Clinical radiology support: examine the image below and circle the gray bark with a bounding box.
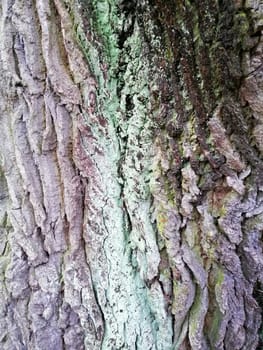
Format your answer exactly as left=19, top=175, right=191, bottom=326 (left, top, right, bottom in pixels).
left=0, top=0, right=262, bottom=349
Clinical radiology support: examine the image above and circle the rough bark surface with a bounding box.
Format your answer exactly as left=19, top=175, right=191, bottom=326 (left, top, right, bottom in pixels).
left=0, top=0, right=262, bottom=349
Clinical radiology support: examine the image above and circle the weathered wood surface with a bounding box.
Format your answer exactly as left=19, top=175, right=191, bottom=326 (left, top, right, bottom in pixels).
left=0, top=0, right=262, bottom=349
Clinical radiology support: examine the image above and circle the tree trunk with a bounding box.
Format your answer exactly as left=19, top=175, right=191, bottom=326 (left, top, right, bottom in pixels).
left=0, top=0, right=262, bottom=349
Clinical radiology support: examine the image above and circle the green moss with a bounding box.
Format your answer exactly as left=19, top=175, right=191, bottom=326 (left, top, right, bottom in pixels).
left=218, top=205, right=227, bottom=217
left=157, top=209, right=168, bottom=237
left=233, top=11, right=250, bottom=48
left=0, top=212, right=8, bottom=228
left=216, top=268, right=225, bottom=286
left=209, top=307, right=224, bottom=344
left=189, top=286, right=203, bottom=333
left=164, top=179, right=176, bottom=205
left=207, top=268, right=225, bottom=344
left=165, top=46, right=173, bottom=62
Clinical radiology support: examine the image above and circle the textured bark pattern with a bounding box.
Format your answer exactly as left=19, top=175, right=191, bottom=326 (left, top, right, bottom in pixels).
left=0, top=0, right=262, bottom=349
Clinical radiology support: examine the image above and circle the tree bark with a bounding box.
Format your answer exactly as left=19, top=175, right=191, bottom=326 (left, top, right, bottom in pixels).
left=0, top=0, right=262, bottom=349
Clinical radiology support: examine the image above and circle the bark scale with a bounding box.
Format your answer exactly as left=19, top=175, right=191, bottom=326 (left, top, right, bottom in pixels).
left=0, top=0, right=262, bottom=349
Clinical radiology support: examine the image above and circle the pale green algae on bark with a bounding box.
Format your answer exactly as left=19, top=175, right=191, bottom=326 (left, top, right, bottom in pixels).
left=72, top=1, right=174, bottom=348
